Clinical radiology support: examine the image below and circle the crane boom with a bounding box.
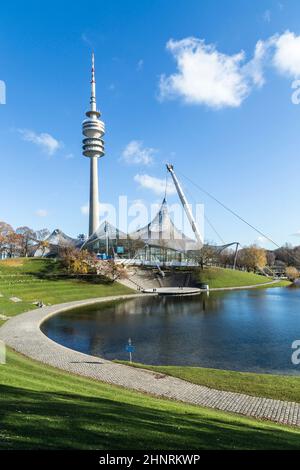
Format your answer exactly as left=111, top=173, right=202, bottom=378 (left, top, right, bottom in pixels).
left=166, top=164, right=203, bottom=247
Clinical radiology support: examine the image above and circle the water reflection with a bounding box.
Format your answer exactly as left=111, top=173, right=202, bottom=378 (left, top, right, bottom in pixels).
left=41, top=288, right=300, bottom=375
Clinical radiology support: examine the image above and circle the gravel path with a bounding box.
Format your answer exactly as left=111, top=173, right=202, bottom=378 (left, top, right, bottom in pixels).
left=0, top=294, right=299, bottom=427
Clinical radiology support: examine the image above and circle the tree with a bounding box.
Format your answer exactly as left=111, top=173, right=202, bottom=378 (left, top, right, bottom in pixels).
left=60, top=247, right=128, bottom=281
left=5, top=232, right=23, bottom=257
left=237, top=245, right=267, bottom=271
left=219, top=247, right=236, bottom=267
left=37, top=240, right=50, bottom=257
left=285, top=266, right=299, bottom=281
left=0, top=221, right=14, bottom=256
left=266, top=251, right=276, bottom=267
left=0, top=221, right=13, bottom=236
left=274, top=244, right=300, bottom=267
left=16, top=226, right=36, bottom=257
left=0, top=234, right=7, bottom=256
left=60, top=247, right=97, bottom=274
left=195, top=244, right=218, bottom=269
left=77, top=234, right=87, bottom=242
left=96, top=259, right=128, bottom=281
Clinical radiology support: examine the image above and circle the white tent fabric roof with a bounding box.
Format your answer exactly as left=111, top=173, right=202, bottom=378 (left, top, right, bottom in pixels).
left=129, top=198, right=200, bottom=252
left=83, top=221, right=128, bottom=247
left=34, top=229, right=81, bottom=257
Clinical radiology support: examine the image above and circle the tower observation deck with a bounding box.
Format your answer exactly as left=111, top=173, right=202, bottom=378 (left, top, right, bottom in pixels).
left=82, top=53, right=105, bottom=236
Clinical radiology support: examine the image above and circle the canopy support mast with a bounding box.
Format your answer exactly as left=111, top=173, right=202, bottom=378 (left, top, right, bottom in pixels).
left=166, top=164, right=203, bottom=247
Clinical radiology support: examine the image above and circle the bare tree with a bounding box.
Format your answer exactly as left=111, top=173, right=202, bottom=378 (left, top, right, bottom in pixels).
left=0, top=221, right=13, bottom=236
left=195, top=244, right=218, bottom=269
left=16, top=226, right=36, bottom=257
left=5, top=232, right=23, bottom=257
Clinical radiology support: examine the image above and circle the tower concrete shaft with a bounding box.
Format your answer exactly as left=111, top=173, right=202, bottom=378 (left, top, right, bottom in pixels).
left=82, top=53, right=105, bottom=236
left=89, top=157, right=99, bottom=236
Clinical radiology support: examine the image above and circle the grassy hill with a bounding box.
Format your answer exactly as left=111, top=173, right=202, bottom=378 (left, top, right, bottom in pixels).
left=197, top=266, right=289, bottom=288
left=0, top=258, right=132, bottom=321
left=1, top=349, right=300, bottom=450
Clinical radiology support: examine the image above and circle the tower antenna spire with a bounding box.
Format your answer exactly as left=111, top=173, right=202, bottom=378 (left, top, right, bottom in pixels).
left=90, top=52, right=96, bottom=112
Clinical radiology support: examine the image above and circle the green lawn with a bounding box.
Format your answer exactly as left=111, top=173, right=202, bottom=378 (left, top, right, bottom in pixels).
left=117, top=362, right=300, bottom=404
left=197, top=267, right=289, bottom=288
left=0, top=258, right=132, bottom=322
left=1, top=349, right=300, bottom=450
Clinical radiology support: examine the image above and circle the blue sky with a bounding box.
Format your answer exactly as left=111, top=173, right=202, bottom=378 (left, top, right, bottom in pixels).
left=0, top=0, right=300, bottom=247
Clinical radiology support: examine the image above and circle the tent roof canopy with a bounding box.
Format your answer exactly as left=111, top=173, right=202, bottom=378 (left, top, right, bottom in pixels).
left=83, top=221, right=128, bottom=247
left=129, top=198, right=201, bottom=252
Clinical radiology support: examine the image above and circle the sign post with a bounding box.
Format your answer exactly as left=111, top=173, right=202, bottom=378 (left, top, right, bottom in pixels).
left=125, top=338, right=135, bottom=363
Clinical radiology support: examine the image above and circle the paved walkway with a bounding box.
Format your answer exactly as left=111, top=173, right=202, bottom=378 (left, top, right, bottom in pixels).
left=0, top=294, right=299, bottom=427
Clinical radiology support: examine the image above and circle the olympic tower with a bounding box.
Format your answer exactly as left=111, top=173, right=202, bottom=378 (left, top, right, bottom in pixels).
left=82, top=53, right=105, bottom=236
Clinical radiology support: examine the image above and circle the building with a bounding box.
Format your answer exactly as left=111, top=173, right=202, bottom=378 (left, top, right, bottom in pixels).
left=33, top=229, right=82, bottom=257
left=84, top=199, right=202, bottom=265
left=129, top=198, right=200, bottom=264
left=82, top=221, right=131, bottom=259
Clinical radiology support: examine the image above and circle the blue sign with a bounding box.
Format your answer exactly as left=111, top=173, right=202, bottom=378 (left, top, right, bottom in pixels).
left=125, top=344, right=135, bottom=353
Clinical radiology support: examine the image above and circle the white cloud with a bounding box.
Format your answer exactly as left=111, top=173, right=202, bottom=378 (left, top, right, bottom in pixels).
left=245, top=31, right=300, bottom=84
left=134, top=174, right=176, bottom=195
left=272, top=31, right=300, bottom=77
left=121, top=140, right=156, bottom=166
left=159, top=31, right=300, bottom=109
left=159, top=37, right=251, bottom=108
left=18, top=129, right=61, bottom=156
left=35, top=209, right=48, bottom=217
left=291, top=230, right=300, bottom=238
left=244, top=39, right=269, bottom=87
left=254, top=236, right=268, bottom=246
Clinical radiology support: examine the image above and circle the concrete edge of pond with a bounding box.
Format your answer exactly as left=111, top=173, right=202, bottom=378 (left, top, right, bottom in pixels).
left=209, top=280, right=284, bottom=291
left=0, top=294, right=300, bottom=428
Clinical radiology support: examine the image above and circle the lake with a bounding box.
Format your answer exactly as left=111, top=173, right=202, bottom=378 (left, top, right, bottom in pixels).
left=41, top=287, right=300, bottom=375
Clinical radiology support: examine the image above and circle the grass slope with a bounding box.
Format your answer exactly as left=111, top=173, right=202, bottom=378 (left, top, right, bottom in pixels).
left=0, top=258, right=132, bottom=322
left=118, top=363, right=300, bottom=404
left=197, top=267, right=289, bottom=288
left=1, top=349, right=300, bottom=450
